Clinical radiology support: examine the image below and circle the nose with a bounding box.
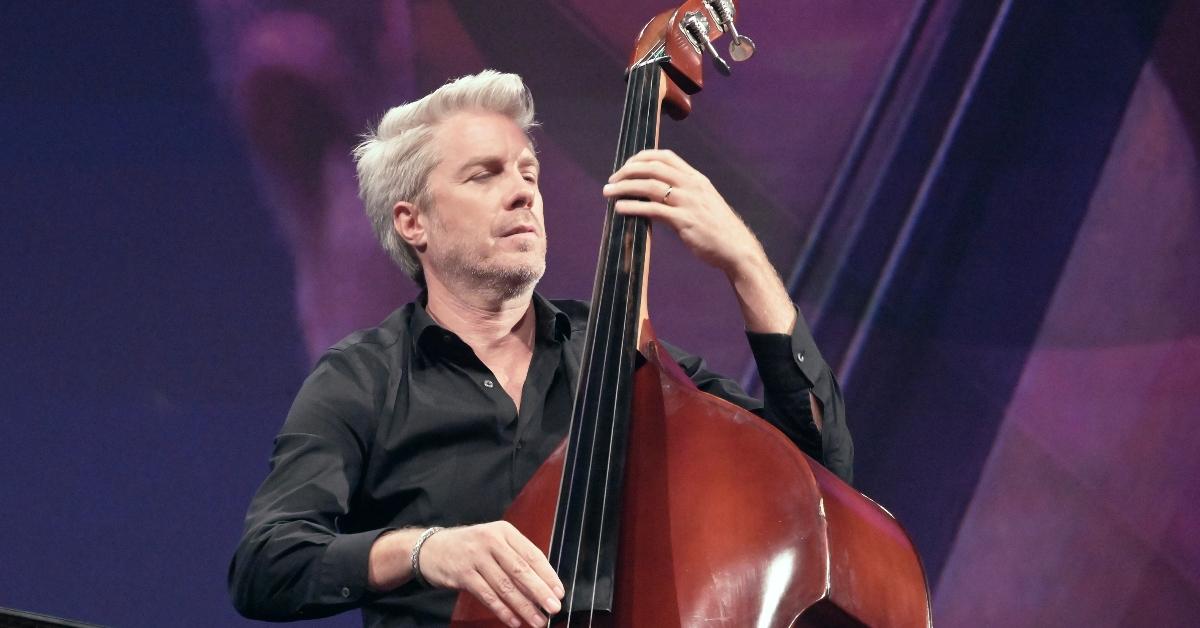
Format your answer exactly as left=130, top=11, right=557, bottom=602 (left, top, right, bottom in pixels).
left=506, top=170, right=536, bottom=211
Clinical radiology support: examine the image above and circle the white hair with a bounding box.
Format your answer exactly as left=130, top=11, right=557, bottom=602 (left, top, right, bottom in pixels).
left=352, top=70, right=537, bottom=284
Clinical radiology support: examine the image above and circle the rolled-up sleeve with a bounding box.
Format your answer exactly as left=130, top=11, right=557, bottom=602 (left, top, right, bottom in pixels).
left=228, top=348, right=391, bottom=620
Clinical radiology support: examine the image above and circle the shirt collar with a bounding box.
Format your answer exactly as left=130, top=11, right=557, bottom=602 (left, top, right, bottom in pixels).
left=413, top=291, right=573, bottom=351
left=531, top=292, right=574, bottom=343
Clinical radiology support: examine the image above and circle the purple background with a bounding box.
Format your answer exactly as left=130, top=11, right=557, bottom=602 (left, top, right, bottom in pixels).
left=2, top=1, right=1197, bottom=626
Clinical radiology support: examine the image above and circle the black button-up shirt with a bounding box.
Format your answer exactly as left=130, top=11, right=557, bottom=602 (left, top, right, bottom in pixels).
left=229, top=293, right=852, bottom=627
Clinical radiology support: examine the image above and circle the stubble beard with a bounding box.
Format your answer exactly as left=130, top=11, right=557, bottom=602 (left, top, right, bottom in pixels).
left=435, top=236, right=547, bottom=300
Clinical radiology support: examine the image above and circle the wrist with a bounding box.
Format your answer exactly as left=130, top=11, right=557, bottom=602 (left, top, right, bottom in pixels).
left=721, top=246, right=772, bottom=284
left=367, top=528, right=422, bottom=592
left=410, top=526, right=446, bottom=588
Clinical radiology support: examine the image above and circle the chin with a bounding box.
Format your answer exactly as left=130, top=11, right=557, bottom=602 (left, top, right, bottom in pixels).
left=464, top=253, right=545, bottom=297
left=498, top=247, right=546, bottom=275
left=480, top=269, right=543, bottom=299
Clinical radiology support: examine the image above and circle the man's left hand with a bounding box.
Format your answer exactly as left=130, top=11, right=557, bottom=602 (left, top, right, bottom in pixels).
left=603, top=149, right=763, bottom=277
left=603, top=149, right=795, bottom=335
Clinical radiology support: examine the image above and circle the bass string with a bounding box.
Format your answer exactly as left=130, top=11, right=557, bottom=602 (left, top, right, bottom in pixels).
left=563, top=61, right=659, bottom=627
left=554, top=56, right=643, bottom=572
left=588, top=62, right=658, bottom=627
left=558, top=59, right=640, bottom=622
left=565, top=62, right=640, bottom=625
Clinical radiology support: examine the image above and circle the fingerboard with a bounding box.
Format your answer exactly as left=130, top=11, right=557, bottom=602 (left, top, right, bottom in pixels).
left=547, top=59, right=664, bottom=618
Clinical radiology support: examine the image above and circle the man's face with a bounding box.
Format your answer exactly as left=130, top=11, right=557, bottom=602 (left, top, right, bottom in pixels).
left=418, top=110, right=547, bottom=295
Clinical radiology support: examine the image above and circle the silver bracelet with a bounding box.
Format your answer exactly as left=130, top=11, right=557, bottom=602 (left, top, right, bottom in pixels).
left=410, top=526, right=445, bottom=588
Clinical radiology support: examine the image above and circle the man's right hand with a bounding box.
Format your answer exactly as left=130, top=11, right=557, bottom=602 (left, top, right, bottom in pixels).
left=368, top=521, right=564, bottom=628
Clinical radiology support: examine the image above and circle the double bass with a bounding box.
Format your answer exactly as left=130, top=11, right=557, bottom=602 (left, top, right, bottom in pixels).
left=452, top=1, right=931, bottom=625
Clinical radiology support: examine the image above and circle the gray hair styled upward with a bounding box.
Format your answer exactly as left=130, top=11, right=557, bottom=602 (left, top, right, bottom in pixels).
left=352, top=70, right=537, bottom=284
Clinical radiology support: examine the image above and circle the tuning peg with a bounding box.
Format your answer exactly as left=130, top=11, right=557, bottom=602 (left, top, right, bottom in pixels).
left=729, top=34, right=755, bottom=62
left=682, top=13, right=731, bottom=76
left=705, top=0, right=756, bottom=62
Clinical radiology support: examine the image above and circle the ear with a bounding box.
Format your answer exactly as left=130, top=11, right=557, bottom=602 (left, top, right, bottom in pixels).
left=393, top=200, right=428, bottom=251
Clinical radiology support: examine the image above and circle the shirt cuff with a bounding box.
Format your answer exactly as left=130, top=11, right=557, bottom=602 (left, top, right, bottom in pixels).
left=315, top=528, right=395, bottom=607
left=745, top=304, right=829, bottom=395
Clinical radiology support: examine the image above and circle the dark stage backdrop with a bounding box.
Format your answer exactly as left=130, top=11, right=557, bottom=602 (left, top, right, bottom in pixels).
left=2, top=2, right=1197, bottom=626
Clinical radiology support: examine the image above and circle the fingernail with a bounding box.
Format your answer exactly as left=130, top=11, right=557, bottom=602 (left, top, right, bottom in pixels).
left=546, top=597, right=561, bottom=613
left=603, top=183, right=613, bottom=193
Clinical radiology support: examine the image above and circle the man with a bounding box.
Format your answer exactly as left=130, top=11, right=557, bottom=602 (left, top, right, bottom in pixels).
left=230, top=71, right=852, bottom=627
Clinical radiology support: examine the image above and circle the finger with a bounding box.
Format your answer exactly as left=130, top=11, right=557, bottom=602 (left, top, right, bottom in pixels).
left=613, top=199, right=689, bottom=227
left=504, top=531, right=565, bottom=599
left=478, top=559, right=547, bottom=628
left=623, top=149, right=699, bottom=178
left=608, top=158, right=681, bottom=186
left=603, top=178, right=678, bottom=203
left=493, top=543, right=562, bottom=616
left=463, top=569, right=523, bottom=628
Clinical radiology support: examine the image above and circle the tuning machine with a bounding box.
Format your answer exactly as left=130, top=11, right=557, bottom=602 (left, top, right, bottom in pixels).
left=681, top=12, right=731, bottom=76
left=705, top=0, right=756, bottom=62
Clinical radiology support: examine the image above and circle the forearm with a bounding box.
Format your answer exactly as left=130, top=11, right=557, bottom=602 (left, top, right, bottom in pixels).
left=722, top=249, right=830, bottom=430
left=723, top=245, right=795, bottom=335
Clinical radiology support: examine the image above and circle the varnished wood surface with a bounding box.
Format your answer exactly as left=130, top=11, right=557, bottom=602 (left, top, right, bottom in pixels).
left=452, top=336, right=930, bottom=627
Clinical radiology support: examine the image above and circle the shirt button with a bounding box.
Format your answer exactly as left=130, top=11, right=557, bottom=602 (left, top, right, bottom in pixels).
left=340, top=586, right=351, bottom=598
left=796, top=351, right=806, bottom=363
left=483, top=379, right=495, bottom=388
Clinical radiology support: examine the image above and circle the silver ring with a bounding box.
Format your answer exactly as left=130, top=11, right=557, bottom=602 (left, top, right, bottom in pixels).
left=662, top=185, right=673, bottom=203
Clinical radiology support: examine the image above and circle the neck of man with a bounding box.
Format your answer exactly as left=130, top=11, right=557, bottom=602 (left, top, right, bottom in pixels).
left=423, top=270, right=537, bottom=352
